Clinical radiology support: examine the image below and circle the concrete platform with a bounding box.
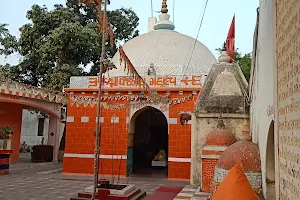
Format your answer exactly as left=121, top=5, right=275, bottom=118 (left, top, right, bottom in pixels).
left=85, top=183, right=136, bottom=196
left=72, top=188, right=146, bottom=200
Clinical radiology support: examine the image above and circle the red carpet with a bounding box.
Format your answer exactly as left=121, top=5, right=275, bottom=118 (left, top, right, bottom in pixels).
left=143, top=187, right=183, bottom=200
left=155, top=187, right=183, bottom=193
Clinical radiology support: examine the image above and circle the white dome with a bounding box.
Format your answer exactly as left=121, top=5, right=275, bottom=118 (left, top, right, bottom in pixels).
left=111, top=29, right=217, bottom=77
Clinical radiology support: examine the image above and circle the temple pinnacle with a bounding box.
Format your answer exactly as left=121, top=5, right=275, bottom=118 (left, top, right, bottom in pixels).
left=161, top=0, right=168, bottom=14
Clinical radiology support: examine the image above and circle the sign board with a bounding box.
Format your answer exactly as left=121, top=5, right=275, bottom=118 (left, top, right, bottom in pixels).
left=69, top=75, right=207, bottom=89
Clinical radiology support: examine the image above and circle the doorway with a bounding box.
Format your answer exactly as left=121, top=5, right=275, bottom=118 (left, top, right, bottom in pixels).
left=266, top=120, right=275, bottom=199
left=127, top=106, right=168, bottom=177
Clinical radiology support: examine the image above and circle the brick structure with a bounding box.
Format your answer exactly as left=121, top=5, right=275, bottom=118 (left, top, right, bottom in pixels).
left=62, top=2, right=217, bottom=180
left=201, top=117, right=236, bottom=192
left=63, top=88, right=198, bottom=179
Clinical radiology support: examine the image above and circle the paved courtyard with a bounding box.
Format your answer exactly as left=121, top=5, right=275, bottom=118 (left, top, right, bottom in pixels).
left=0, top=153, right=188, bottom=200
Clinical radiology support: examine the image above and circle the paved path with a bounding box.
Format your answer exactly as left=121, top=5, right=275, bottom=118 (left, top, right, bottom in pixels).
left=0, top=154, right=188, bottom=200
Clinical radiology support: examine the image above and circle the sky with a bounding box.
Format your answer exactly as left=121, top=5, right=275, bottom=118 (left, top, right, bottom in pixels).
left=0, top=0, right=258, bottom=66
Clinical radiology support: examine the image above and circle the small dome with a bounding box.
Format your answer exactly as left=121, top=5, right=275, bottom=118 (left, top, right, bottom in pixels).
left=205, top=129, right=236, bottom=146
left=204, top=118, right=236, bottom=146
left=216, top=141, right=261, bottom=172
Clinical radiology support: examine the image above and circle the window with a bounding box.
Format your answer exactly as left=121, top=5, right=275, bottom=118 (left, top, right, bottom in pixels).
left=37, top=118, right=45, bottom=136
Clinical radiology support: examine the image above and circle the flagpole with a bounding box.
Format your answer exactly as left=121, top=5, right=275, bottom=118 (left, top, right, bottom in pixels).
left=92, top=0, right=107, bottom=199
left=151, top=0, right=153, bottom=17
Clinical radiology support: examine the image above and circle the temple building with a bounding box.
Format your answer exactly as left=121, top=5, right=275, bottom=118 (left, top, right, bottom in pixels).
left=62, top=0, right=300, bottom=199
left=62, top=2, right=217, bottom=180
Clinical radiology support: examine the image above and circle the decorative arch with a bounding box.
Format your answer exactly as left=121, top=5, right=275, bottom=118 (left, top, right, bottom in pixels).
left=0, top=98, right=60, bottom=119
left=129, top=106, right=168, bottom=134
left=127, top=106, right=169, bottom=177
left=129, top=103, right=169, bottom=122
left=266, top=120, right=275, bottom=199
left=0, top=93, right=63, bottom=163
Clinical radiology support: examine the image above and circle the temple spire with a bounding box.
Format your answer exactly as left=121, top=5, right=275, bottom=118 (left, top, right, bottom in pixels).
left=161, top=0, right=168, bottom=14
left=154, top=0, right=175, bottom=30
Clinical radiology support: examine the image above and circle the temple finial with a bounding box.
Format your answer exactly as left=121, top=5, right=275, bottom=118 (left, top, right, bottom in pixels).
left=161, top=0, right=168, bottom=14
left=154, top=0, right=175, bottom=30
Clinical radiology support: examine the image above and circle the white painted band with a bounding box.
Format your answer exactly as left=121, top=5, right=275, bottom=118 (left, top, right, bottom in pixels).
left=168, top=157, right=191, bottom=163
left=66, top=116, right=74, bottom=123
left=213, top=167, right=262, bottom=188
left=64, top=153, right=127, bottom=159
left=81, top=116, right=89, bottom=123
left=168, top=118, right=178, bottom=124
left=203, top=146, right=227, bottom=152
left=95, top=117, right=104, bottom=123
left=64, top=154, right=191, bottom=163
left=200, top=154, right=220, bottom=159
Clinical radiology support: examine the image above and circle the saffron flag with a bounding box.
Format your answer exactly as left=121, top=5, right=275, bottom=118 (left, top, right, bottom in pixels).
left=226, top=15, right=235, bottom=63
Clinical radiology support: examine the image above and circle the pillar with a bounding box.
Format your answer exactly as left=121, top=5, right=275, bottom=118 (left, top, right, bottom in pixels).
left=48, top=116, right=61, bottom=163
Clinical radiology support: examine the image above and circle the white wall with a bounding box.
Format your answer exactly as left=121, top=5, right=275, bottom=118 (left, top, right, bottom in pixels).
left=20, top=109, right=49, bottom=147
left=250, top=0, right=275, bottom=198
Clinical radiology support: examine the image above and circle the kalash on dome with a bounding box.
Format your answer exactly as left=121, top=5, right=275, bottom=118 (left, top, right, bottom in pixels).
left=63, top=0, right=217, bottom=180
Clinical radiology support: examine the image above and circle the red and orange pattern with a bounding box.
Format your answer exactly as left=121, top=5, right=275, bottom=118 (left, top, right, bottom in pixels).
left=201, top=123, right=236, bottom=192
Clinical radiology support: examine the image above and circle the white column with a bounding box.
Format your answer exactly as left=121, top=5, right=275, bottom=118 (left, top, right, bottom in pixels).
left=48, top=116, right=61, bottom=164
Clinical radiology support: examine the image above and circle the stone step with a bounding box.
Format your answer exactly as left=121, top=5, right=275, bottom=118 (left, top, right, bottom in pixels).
left=130, top=190, right=146, bottom=200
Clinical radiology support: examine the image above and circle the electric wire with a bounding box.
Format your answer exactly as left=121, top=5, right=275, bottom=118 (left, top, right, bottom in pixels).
left=184, top=0, right=207, bottom=63
left=182, top=0, right=209, bottom=76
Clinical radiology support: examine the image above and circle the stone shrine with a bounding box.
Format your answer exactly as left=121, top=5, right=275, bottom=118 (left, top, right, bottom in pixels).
left=191, top=50, right=249, bottom=185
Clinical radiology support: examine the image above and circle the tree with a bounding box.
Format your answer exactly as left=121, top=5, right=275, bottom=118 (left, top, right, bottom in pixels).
left=0, top=23, right=9, bottom=39
left=0, top=64, right=21, bottom=81
left=216, top=45, right=252, bottom=82
left=0, top=0, right=139, bottom=90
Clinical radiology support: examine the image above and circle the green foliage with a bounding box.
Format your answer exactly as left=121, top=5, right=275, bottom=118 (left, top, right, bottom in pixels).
left=0, top=64, right=21, bottom=81
left=237, top=53, right=251, bottom=82
left=0, top=126, right=13, bottom=139
left=0, top=23, right=9, bottom=39
left=0, top=0, right=139, bottom=90
left=215, top=46, right=252, bottom=82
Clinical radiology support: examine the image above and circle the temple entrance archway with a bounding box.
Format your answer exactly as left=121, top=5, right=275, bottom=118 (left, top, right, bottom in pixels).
left=266, top=120, right=275, bottom=199
left=127, top=106, right=168, bottom=177
left=0, top=79, right=65, bottom=164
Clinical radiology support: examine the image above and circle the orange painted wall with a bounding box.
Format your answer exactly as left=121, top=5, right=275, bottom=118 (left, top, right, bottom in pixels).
left=63, top=91, right=197, bottom=180
left=0, top=102, right=23, bottom=163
